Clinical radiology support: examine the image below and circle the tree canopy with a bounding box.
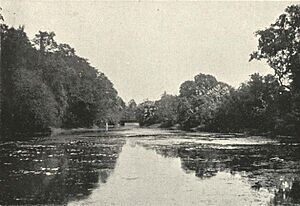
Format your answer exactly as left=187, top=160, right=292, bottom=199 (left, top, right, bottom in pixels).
left=251, top=4, right=300, bottom=135
left=1, top=26, right=125, bottom=137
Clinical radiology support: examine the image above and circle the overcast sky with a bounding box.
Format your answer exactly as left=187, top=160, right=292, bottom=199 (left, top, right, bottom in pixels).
left=0, top=0, right=296, bottom=103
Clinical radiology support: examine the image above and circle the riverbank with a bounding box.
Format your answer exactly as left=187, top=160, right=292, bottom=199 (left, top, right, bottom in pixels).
left=0, top=126, right=129, bottom=141
left=50, top=126, right=131, bottom=136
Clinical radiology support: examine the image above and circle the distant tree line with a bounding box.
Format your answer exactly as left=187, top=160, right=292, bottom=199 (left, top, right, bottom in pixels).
left=121, top=99, right=137, bottom=124
left=135, top=73, right=232, bottom=130
left=0, top=24, right=125, bottom=137
left=135, top=72, right=296, bottom=136
left=1, top=4, right=300, bottom=139
left=135, top=5, right=300, bottom=137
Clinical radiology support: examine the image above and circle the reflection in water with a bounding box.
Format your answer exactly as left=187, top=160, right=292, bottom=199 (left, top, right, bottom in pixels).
left=0, top=136, right=125, bottom=205
left=136, top=137, right=300, bottom=205
left=70, top=140, right=272, bottom=206
left=1, top=129, right=300, bottom=205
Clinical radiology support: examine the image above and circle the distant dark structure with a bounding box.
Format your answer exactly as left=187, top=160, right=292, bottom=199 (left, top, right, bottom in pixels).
left=119, top=118, right=139, bottom=126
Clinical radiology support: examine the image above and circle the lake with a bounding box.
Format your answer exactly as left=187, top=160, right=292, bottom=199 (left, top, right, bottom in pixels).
left=0, top=127, right=299, bottom=205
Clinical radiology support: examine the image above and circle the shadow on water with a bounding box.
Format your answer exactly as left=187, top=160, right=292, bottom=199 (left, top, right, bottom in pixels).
left=69, top=139, right=273, bottom=206
left=0, top=135, right=125, bottom=205
left=1, top=129, right=300, bottom=205
left=136, top=136, right=300, bottom=205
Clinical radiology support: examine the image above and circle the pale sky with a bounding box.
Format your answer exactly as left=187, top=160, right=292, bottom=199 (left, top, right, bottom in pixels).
left=0, top=0, right=296, bottom=103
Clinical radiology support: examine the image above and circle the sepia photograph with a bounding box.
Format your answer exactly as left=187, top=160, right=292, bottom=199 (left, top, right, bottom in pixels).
left=0, top=0, right=300, bottom=205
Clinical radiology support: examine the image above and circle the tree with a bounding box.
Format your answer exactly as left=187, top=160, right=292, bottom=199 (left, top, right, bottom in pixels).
left=10, top=69, right=59, bottom=133
left=179, top=80, right=197, bottom=98
left=210, top=73, right=288, bottom=134
left=128, top=99, right=137, bottom=109
left=178, top=73, right=231, bottom=130
left=136, top=100, right=157, bottom=126
left=33, top=31, right=57, bottom=53
left=155, top=93, right=179, bottom=127
left=1, top=25, right=125, bottom=137
left=177, top=97, right=194, bottom=130
left=250, top=5, right=300, bottom=135
left=122, top=99, right=137, bottom=124
left=194, top=74, right=218, bottom=95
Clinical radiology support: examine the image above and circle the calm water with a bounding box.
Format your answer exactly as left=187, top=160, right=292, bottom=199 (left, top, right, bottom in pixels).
left=0, top=128, right=300, bottom=205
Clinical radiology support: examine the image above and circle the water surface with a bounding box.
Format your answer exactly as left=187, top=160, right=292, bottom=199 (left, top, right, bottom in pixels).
left=0, top=128, right=299, bottom=205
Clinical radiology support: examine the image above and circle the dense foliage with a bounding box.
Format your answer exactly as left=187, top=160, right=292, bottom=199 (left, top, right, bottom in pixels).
left=0, top=25, right=124, bottom=136
left=210, top=74, right=290, bottom=134
left=136, top=72, right=296, bottom=136
left=135, top=5, right=300, bottom=138
left=1, top=4, right=300, bottom=138
left=121, top=99, right=137, bottom=125
left=250, top=4, right=300, bottom=135
left=135, top=94, right=179, bottom=127
left=136, top=74, right=232, bottom=130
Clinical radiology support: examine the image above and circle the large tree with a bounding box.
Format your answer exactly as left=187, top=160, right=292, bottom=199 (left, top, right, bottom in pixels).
left=178, top=73, right=231, bottom=130
left=155, top=93, right=179, bottom=127
left=210, top=74, right=286, bottom=133
left=251, top=4, right=300, bottom=135
left=250, top=5, right=300, bottom=91
left=1, top=25, right=124, bottom=137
